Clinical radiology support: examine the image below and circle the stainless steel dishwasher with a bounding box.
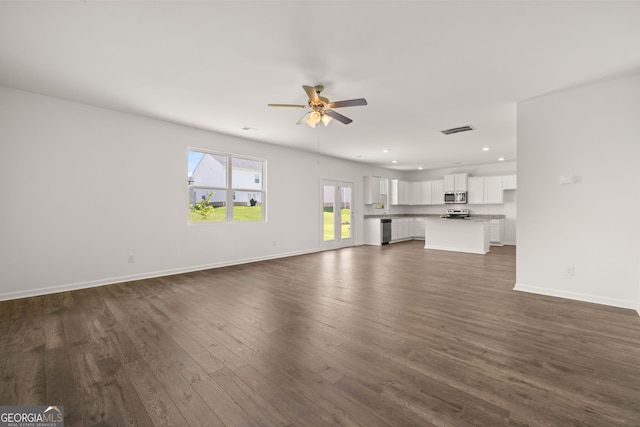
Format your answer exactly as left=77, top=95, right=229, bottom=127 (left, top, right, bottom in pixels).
left=381, top=218, right=392, bottom=245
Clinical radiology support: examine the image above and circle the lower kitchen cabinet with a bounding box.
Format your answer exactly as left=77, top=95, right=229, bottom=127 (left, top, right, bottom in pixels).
left=366, top=216, right=501, bottom=245
left=392, top=218, right=411, bottom=241
left=364, top=218, right=382, bottom=245
left=490, top=219, right=504, bottom=246
left=411, top=218, right=425, bottom=240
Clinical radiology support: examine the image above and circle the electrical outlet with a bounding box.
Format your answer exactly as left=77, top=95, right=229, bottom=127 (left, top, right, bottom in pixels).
left=128, top=254, right=135, bottom=263
left=564, top=266, right=574, bottom=276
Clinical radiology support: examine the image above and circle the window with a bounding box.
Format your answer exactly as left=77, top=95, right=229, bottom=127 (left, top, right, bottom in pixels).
left=374, top=178, right=387, bottom=210
left=188, top=150, right=265, bottom=223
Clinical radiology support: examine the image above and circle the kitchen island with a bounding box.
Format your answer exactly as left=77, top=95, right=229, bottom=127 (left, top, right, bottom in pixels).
left=424, top=217, right=490, bottom=254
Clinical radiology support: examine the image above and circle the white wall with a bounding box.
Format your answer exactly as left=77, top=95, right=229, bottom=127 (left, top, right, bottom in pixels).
left=0, top=87, right=389, bottom=301
left=516, top=74, right=640, bottom=311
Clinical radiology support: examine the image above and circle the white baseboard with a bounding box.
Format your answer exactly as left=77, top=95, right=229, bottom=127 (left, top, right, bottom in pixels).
left=514, top=283, right=639, bottom=314
left=0, top=248, right=320, bottom=302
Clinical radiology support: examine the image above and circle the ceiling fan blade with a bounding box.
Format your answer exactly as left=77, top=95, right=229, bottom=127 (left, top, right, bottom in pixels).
left=325, top=109, right=353, bottom=125
left=328, top=98, right=368, bottom=108
left=303, top=85, right=320, bottom=103
left=296, top=112, right=311, bottom=125
left=268, top=103, right=306, bottom=108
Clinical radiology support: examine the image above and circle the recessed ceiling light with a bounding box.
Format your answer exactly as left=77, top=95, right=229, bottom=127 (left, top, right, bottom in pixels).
left=498, top=157, right=505, bottom=162
left=482, top=147, right=490, bottom=151
left=383, top=148, right=391, bottom=153
left=418, top=166, right=423, bottom=170
left=392, top=160, right=398, bottom=164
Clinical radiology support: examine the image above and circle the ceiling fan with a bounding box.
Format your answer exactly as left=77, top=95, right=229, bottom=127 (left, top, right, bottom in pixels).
left=268, top=85, right=367, bottom=128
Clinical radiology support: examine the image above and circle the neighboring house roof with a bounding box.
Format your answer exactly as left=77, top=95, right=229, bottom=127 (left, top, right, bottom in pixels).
left=192, top=152, right=262, bottom=175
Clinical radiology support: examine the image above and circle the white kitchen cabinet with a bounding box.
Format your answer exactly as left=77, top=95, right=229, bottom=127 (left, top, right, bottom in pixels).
left=391, top=217, right=411, bottom=241
left=444, top=175, right=455, bottom=192
left=420, top=181, right=432, bottom=205
left=363, top=176, right=382, bottom=204
left=467, top=176, right=484, bottom=204
left=410, top=181, right=422, bottom=205
left=389, top=179, right=399, bottom=205
left=392, top=181, right=444, bottom=205
left=425, top=218, right=490, bottom=254
left=484, top=176, right=504, bottom=204
left=390, top=179, right=411, bottom=205
left=467, top=176, right=504, bottom=204
left=444, top=173, right=468, bottom=192
left=400, top=181, right=410, bottom=205
left=391, top=180, right=429, bottom=205
left=391, top=218, right=399, bottom=238
left=364, top=218, right=382, bottom=245
left=503, top=175, right=517, bottom=190
left=412, top=218, right=425, bottom=240
left=490, top=219, right=505, bottom=246
left=431, top=180, right=445, bottom=204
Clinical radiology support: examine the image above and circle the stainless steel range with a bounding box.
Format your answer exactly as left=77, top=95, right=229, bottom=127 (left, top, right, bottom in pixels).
left=441, top=208, right=470, bottom=219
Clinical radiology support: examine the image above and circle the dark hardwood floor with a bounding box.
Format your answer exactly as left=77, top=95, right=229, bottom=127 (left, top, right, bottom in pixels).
left=1, top=241, right=640, bottom=426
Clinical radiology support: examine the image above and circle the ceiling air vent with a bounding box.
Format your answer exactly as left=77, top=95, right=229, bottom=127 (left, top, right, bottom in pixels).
left=441, top=125, right=475, bottom=135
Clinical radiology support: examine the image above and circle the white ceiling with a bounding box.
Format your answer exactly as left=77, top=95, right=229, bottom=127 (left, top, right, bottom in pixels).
left=1, top=1, right=639, bottom=171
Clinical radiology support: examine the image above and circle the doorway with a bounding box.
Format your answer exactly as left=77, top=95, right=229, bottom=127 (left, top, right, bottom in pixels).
left=320, top=180, right=354, bottom=250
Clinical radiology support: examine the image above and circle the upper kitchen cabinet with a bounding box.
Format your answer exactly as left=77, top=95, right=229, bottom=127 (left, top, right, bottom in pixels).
left=467, top=176, right=505, bottom=204
left=420, top=181, right=433, bottom=205
left=467, top=176, right=485, bottom=204
left=389, top=179, right=398, bottom=205
left=363, top=176, right=382, bottom=204
left=418, top=180, right=444, bottom=205
left=390, top=180, right=410, bottom=205
left=503, top=175, right=517, bottom=190
left=484, top=176, right=504, bottom=204
left=390, top=179, right=444, bottom=205
left=444, top=173, right=468, bottom=192
left=390, top=179, right=407, bottom=205
left=431, top=180, right=445, bottom=204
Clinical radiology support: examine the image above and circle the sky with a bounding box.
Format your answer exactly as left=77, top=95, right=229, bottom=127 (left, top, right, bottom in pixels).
left=188, top=150, right=204, bottom=176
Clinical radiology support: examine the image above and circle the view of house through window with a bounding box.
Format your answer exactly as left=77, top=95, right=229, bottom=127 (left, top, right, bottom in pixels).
left=188, top=150, right=264, bottom=223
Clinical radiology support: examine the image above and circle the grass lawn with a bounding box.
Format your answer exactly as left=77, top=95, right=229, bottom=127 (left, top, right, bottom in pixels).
left=189, top=206, right=262, bottom=223
left=324, top=208, right=351, bottom=240
left=191, top=206, right=349, bottom=239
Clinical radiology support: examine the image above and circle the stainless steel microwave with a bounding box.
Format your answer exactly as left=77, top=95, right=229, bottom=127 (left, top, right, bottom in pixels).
left=444, top=191, right=467, bottom=204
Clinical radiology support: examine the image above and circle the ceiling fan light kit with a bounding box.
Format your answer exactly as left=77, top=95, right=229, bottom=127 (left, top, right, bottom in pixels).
left=307, top=111, right=322, bottom=127
left=269, top=84, right=367, bottom=128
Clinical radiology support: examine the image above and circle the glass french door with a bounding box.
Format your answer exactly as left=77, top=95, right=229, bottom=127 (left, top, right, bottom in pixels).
left=320, top=180, right=354, bottom=250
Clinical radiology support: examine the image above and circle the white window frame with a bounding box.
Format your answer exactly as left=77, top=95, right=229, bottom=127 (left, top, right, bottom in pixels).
left=188, top=149, right=266, bottom=223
